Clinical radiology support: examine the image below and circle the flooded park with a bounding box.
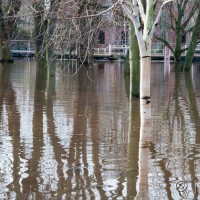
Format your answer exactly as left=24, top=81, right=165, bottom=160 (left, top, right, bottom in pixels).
left=0, top=59, right=200, bottom=199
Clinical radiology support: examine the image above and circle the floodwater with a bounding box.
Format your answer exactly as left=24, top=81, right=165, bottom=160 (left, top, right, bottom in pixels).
left=0, top=59, right=200, bottom=200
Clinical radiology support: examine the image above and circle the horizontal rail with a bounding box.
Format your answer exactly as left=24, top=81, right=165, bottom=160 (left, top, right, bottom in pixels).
left=8, top=40, right=200, bottom=57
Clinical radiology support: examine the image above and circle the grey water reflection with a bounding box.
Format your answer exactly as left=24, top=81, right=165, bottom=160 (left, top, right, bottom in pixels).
left=4, top=59, right=200, bottom=200
left=0, top=60, right=140, bottom=199
left=150, top=62, right=200, bottom=199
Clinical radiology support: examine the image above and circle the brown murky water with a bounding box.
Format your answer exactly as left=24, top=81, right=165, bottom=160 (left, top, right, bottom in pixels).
left=0, top=60, right=139, bottom=200
left=1, top=59, right=200, bottom=199
left=150, top=62, right=200, bottom=199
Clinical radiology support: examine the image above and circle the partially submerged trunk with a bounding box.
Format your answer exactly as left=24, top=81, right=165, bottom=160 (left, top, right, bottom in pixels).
left=137, top=31, right=152, bottom=101
left=33, top=0, right=61, bottom=76
left=129, top=22, right=140, bottom=98
left=33, top=1, right=46, bottom=67
left=0, top=26, right=12, bottom=62
left=184, top=9, right=200, bottom=71
left=0, top=0, right=21, bottom=62
left=174, top=36, right=182, bottom=63
left=120, top=0, right=173, bottom=197
left=76, top=3, right=97, bottom=64
left=0, top=0, right=12, bottom=62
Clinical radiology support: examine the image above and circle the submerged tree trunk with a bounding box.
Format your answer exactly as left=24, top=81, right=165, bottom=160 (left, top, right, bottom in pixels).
left=76, top=2, right=97, bottom=64
left=0, top=0, right=12, bottom=62
left=33, top=1, right=46, bottom=67
left=129, top=22, right=140, bottom=98
left=140, top=44, right=151, bottom=100
left=120, top=0, right=173, bottom=198
left=174, top=35, right=182, bottom=63
left=132, top=39, right=151, bottom=199
left=173, top=7, right=185, bottom=63
left=33, top=0, right=60, bottom=76
left=135, top=44, right=151, bottom=199
left=184, top=9, right=200, bottom=71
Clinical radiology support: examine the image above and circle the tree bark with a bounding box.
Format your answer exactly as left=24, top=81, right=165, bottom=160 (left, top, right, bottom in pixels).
left=33, top=0, right=60, bottom=76
left=173, top=2, right=186, bottom=63
left=140, top=44, right=151, bottom=100
left=129, top=22, right=140, bottom=98
left=33, top=1, right=46, bottom=67
left=184, top=9, right=200, bottom=71
left=0, top=0, right=13, bottom=62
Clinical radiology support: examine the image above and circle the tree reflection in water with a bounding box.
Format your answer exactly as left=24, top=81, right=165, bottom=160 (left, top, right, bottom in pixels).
left=0, top=60, right=140, bottom=199
left=2, top=60, right=200, bottom=199
left=149, top=62, right=200, bottom=199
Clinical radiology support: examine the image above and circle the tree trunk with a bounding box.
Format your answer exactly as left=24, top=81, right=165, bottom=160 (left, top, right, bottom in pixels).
left=33, top=0, right=63, bottom=77
left=0, top=0, right=12, bottom=62
left=184, top=10, right=200, bottom=71
left=129, top=22, right=140, bottom=98
left=135, top=86, right=151, bottom=199
left=140, top=49, right=151, bottom=100
left=174, top=30, right=182, bottom=63
left=33, top=2, right=46, bottom=67
left=45, top=18, right=56, bottom=76
left=134, top=41, right=151, bottom=199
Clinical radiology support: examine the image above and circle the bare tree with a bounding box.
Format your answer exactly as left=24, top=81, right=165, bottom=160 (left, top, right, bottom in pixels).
left=155, top=0, right=200, bottom=65
left=0, top=0, right=21, bottom=62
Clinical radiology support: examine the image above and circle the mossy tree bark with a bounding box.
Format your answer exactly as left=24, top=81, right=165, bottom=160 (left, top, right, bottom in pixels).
left=184, top=9, right=200, bottom=71
left=33, top=1, right=46, bottom=67
left=33, top=0, right=61, bottom=76
left=0, top=0, right=21, bottom=62
left=173, top=2, right=186, bottom=63
left=129, top=22, right=140, bottom=98
left=155, top=1, right=199, bottom=64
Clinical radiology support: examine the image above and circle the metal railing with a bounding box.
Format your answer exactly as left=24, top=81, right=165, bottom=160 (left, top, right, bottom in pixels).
left=8, top=40, right=200, bottom=57
left=94, top=44, right=129, bottom=56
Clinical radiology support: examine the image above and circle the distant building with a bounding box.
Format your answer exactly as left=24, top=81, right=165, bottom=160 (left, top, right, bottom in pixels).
left=95, top=2, right=129, bottom=49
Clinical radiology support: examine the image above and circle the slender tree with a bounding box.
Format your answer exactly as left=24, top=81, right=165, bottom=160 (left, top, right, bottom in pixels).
left=120, top=0, right=173, bottom=101
left=0, top=0, right=21, bottom=62
left=184, top=8, right=200, bottom=70
left=119, top=0, right=174, bottom=197
left=155, top=0, right=200, bottom=65
left=32, top=0, right=61, bottom=75
left=129, top=22, right=140, bottom=98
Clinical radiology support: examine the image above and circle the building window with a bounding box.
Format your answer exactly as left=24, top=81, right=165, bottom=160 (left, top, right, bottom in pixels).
left=121, top=31, right=128, bottom=45
left=98, top=31, right=105, bottom=44
left=181, top=34, right=186, bottom=43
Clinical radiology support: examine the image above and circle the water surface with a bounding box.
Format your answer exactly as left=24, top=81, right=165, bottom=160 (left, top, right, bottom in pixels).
left=1, top=59, right=200, bottom=199
left=150, top=62, right=200, bottom=199
left=0, top=60, right=140, bottom=200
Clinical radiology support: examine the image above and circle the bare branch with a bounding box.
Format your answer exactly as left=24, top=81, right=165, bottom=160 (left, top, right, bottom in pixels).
left=154, top=34, right=175, bottom=53
left=58, top=2, right=119, bottom=20
left=149, top=0, right=175, bottom=37
left=137, top=0, right=146, bottom=22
